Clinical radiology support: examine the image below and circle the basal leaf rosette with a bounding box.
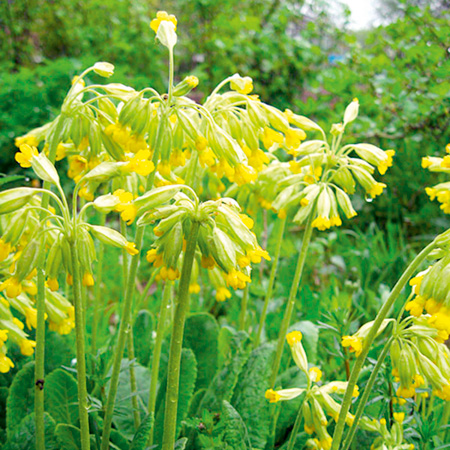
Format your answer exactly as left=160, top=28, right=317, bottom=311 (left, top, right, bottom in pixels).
left=272, top=100, right=395, bottom=231
left=266, top=331, right=359, bottom=450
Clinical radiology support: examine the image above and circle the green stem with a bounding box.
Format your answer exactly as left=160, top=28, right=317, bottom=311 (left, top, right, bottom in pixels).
left=148, top=281, right=173, bottom=445
left=34, top=114, right=65, bottom=450
left=330, top=241, right=437, bottom=450
left=100, top=116, right=166, bottom=450
left=239, top=284, right=250, bottom=331
left=254, top=217, right=286, bottom=349
left=441, top=401, right=450, bottom=441
left=269, top=211, right=315, bottom=388
left=91, top=214, right=106, bottom=361
left=70, top=242, right=91, bottom=450
left=287, top=394, right=307, bottom=450
left=342, top=337, right=394, bottom=450
left=161, top=221, right=200, bottom=450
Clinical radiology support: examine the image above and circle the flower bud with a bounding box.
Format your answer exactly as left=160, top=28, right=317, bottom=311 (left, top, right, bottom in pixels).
left=89, top=225, right=138, bottom=255
left=134, top=185, right=184, bottom=215
left=229, top=74, right=253, bottom=95
left=93, top=62, right=115, bottom=78
left=84, top=161, right=122, bottom=183
left=286, top=330, right=308, bottom=373
left=162, top=221, right=183, bottom=269
left=173, top=76, right=199, bottom=97
left=93, top=194, right=121, bottom=213
left=343, top=98, right=359, bottom=125
left=0, top=188, right=36, bottom=215
left=156, top=20, right=177, bottom=50
left=2, top=209, right=29, bottom=247
left=15, top=237, right=41, bottom=282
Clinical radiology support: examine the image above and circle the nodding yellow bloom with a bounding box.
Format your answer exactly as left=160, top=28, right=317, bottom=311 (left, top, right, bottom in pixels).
left=278, top=209, right=287, bottom=219
left=216, top=286, right=231, bottom=302
left=25, top=307, right=38, bottom=329
left=309, top=367, right=322, bottom=382
left=157, top=161, right=171, bottom=176
left=396, top=386, right=416, bottom=398
left=286, top=331, right=303, bottom=346
left=341, top=335, right=363, bottom=357
left=124, top=149, right=155, bottom=176
left=285, top=128, right=306, bottom=150
left=247, top=247, right=271, bottom=264
left=78, top=186, right=94, bottom=201
left=82, top=272, right=95, bottom=287
left=15, top=134, right=39, bottom=148
left=301, top=198, right=310, bottom=207
left=114, top=189, right=138, bottom=225
left=199, top=147, right=216, bottom=167
left=367, top=182, right=386, bottom=198
left=0, top=239, right=13, bottom=262
left=248, top=148, right=269, bottom=172
left=159, top=266, right=180, bottom=281
left=237, top=255, right=251, bottom=268
left=15, top=144, right=38, bottom=168
left=239, top=214, right=254, bottom=229
left=189, top=283, right=201, bottom=294
left=55, top=143, right=67, bottom=161
left=68, top=155, right=88, bottom=180
left=311, top=216, right=332, bottom=231
left=170, top=149, right=187, bottom=167
left=125, top=242, right=139, bottom=256
left=195, top=136, right=208, bottom=151
left=225, top=269, right=251, bottom=290
left=146, top=249, right=164, bottom=267
left=378, top=150, right=395, bottom=175
left=265, top=389, right=281, bottom=403
left=304, top=166, right=323, bottom=184
left=201, top=255, right=216, bottom=269
left=441, top=155, right=450, bottom=168
left=0, top=277, right=22, bottom=298
left=0, top=330, right=8, bottom=343
left=230, top=75, right=253, bottom=95
left=19, top=339, right=36, bottom=356
left=46, top=278, right=59, bottom=292
left=435, top=384, right=450, bottom=401
left=150, top=11, right=177, bottom=33
left=0, top=353, right=14, bottom=373
left=233, top=164, right=257, bottom=186
left=262, top=127, right=284, bottom=150
left=405, top=295, right=426, bottom=317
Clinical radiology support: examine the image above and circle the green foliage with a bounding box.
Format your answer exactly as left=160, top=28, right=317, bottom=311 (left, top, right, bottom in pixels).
left=133, top=310, right=154, bottom=366
left=3, top=413, right=58, bottom=450
left=54, top=423, right=82, bottom=450
left=231, top=343, right=275, bottom=449
left=6, top=361, right=34, bottom=438
left=183, top=313, right=219, bottom=390
left=129, top=414, right=154, bottom=450
left=222, top=400, right=251, bottom=450
left=45, top=369, right=79, bottom=426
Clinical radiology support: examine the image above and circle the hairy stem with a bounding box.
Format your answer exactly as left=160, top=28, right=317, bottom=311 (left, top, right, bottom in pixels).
left=239, top=284, right=250, bottom=331
left=161, top=221, right=200, bottom=450
left=254, top=217, right=286, bottom=348
left=287, top=394, right=307, bottom=450
left=269, top=212, right=315, bottom=388
left=330, top=241, right=437, bottom=450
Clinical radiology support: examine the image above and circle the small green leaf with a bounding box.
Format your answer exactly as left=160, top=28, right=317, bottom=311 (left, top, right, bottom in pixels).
left=174, top=437, right=188, bottom=450
left=129, top=414, right=154, bottom=450
left=133, top=310, right=154, bottom=366
left=222, top=400, right=251, bottom=450
left=55, top=423, right=81, bottom=450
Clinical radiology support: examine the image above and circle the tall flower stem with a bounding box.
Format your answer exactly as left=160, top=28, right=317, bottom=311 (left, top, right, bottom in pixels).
left=238, top=284, right=250, bottom=330
left=161, top=221, right=200, bottom=450
left=70, top=241, right=91, bottom=450
left=35, top=114, right=65, bottom=450
left=148, top=281, right=173, bottom=446
left=100, top=117, right=166, bottom=450
left=269, top=211, right=315, bottom=388
left=330, top=241, right=437, bottom=450
left=342, top=337, right=394, bottom=450
left=287, top=394, right=307, bottom=450
left=254, top=217, right=286, bottom=348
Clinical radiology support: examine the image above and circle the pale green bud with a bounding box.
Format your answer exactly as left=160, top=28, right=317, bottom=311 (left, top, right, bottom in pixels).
left=285, top=109, right=323, bottom=133
left=246, top=100, right=267, bottom=129
left=210, top=226, right=237, bottom=273
left=134, top=185, right=184, bottom=216
left=2, top=209, right=29, bottom=246
left=102, top=83, right=135, bottom=100
left=335, top=187, right=357, bottom=219
left=89, top=225, right=136, bottom=254
left=137, top=204, right=179, bottom=226
left=156, top=20, right=177, bottom=50
left=173, top=76, right=199, bottom=97
left=293, top=140, right=326, bottom=156
left=333, top=167, right=356, bottom=194
left=262, top=104, right=289, bottom=132
left=229, top=74, right=253, bottom=95
left=77, top=226, right=96, bottom=273
left=32, top=152, right=60, bottom=185
left=15, top=236, right=41, bottom=281
left=46, top=236, right=63, bottom=281
left=343, top=98, right=359, bottom=125
left=398, top=345, right=416, bottom=388
left=101, top=129, right=125, bottom=161
left=93, top=194, right=121, bottom=213
left=0, top=188, right=36, bottom=215
left=417, top=353, right=448, bottom=389
left=93, top=62, right=114, bottom=78
left=162, top=222, right=184, bottom=269
left=118, top=93, right=143, bottom=126
left=84, top=162, right=122, bottom=183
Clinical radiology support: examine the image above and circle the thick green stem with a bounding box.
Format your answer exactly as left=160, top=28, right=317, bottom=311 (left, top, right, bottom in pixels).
left=269, top=212, right=315, bottom=388
left=254, top=217, right=286, bottom=348
left=238, top=284, right=250, bottom=331
left=287, top=394, right=307, bottom=450
left=161, top=221, right=200, bottom=450
left=100, top=117, right=165, bottom=450
left=148, top=281, right=173, bottom=445
left=330, top=241, right=437, bottom=450
left=34, top=114, right=65, bottom=450
left=70, top=242, right=91, bottom=450
left=342, top=337, right=394, bottom=450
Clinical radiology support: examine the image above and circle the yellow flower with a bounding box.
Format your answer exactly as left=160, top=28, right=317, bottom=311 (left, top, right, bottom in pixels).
left=82, top=272, right=94, bottom=287
left=15, top=144, right=38, bottom=168
left=216, top=286, right=231, bottom=302
left=311, top=216, right=332, bottom=231
left=159, top=266, right=180, bottom=281
left=19, top=339, right=36, bottom=356
left=157, top=161, right=171, bottom=176
left=225, top=269, right=251, bottom=290
left=239, top=214, right=254, bottom=229
left=378, top=150, right=395, bottom=175
left=341, top=335, right=363, bottom=357
left=25, top=307, right=38, bottom=329
left=125, top=242, right=139, bottom=256
left=114, top=189, right=138, bottom=225
left=262, top=127, right=284, bottom=150
left=201, top=255, right=216, bottom=269
left=0, top=353, right=14, bottom=373
left=286, top=331, right=303, bottom=346
left=46, top=278, right=59, bottom=292
left=150, top=11, right=177, bottom=33
left=0, top=330, right=8, bottom=343
left=0, top=238, right=13, bottom=262
left=247, top=247, right=271, bottom=264
left=309, top=367, right=322, bottom=382
left=233, top=164, right=257, bottom=186
left=285, top=128, right=306, bottom=150
left=441, top=155, right=450, bottom=168
left=124, top=149, right=155, bottom=176
left=396, top=386, right=416, bottom=398
left=0, top=277, right=22, bottom=298
left=12, top=318, right=24, bottom=330
left=67, top=155, right=88, bottom=180
left=265, top=389, right=281, bottom=403
left=367, top=182, right=386, bottom=199
left=15, top=134, right=39, bottom=148
left=189, top=283, right=201, bottom=294
left=393, top=412, right=405, bottom=423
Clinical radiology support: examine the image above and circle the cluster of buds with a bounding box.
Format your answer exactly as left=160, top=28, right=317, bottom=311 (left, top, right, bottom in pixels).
left=405, top=251, right=450, bottom=337
left=422, top=144, right=450, bottom=214
left=265, top=331, right=359, bottom=450
left=272, top=100, right=395, bottom=230
left=359, top=415, right=414, bottom=450
left=389, top=316, right=450, bottom=401
left=134, top=185, right=268, bottom=289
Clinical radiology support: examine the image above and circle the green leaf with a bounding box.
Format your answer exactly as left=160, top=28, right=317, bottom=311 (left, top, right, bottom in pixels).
left=133, top=310, right=153, bottom=366
left=289, top=321, right=319, bottom=363
left=183, top=313, right=219, bottom=390
left=200, top=330, right=250, bottom=412
left=55, top=424, right=81, bottom=450
left=129, top=414, right=154, bottom=450
left=222, top=400, right=251, bottom=450
left=0, top=175, right=26, bottom=187
left=6, top=361, right=34, bottom=438
left=154, top=348, right=197, bottom=446
left=45, top=369, right=79, bottom=426
left=45, top=330, right=74, bottom=373
left=174, top=437, right=188, bottom=450
left=231, top=343, right=275, bottom=449
left=3, top=413, right=57, bottom=450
